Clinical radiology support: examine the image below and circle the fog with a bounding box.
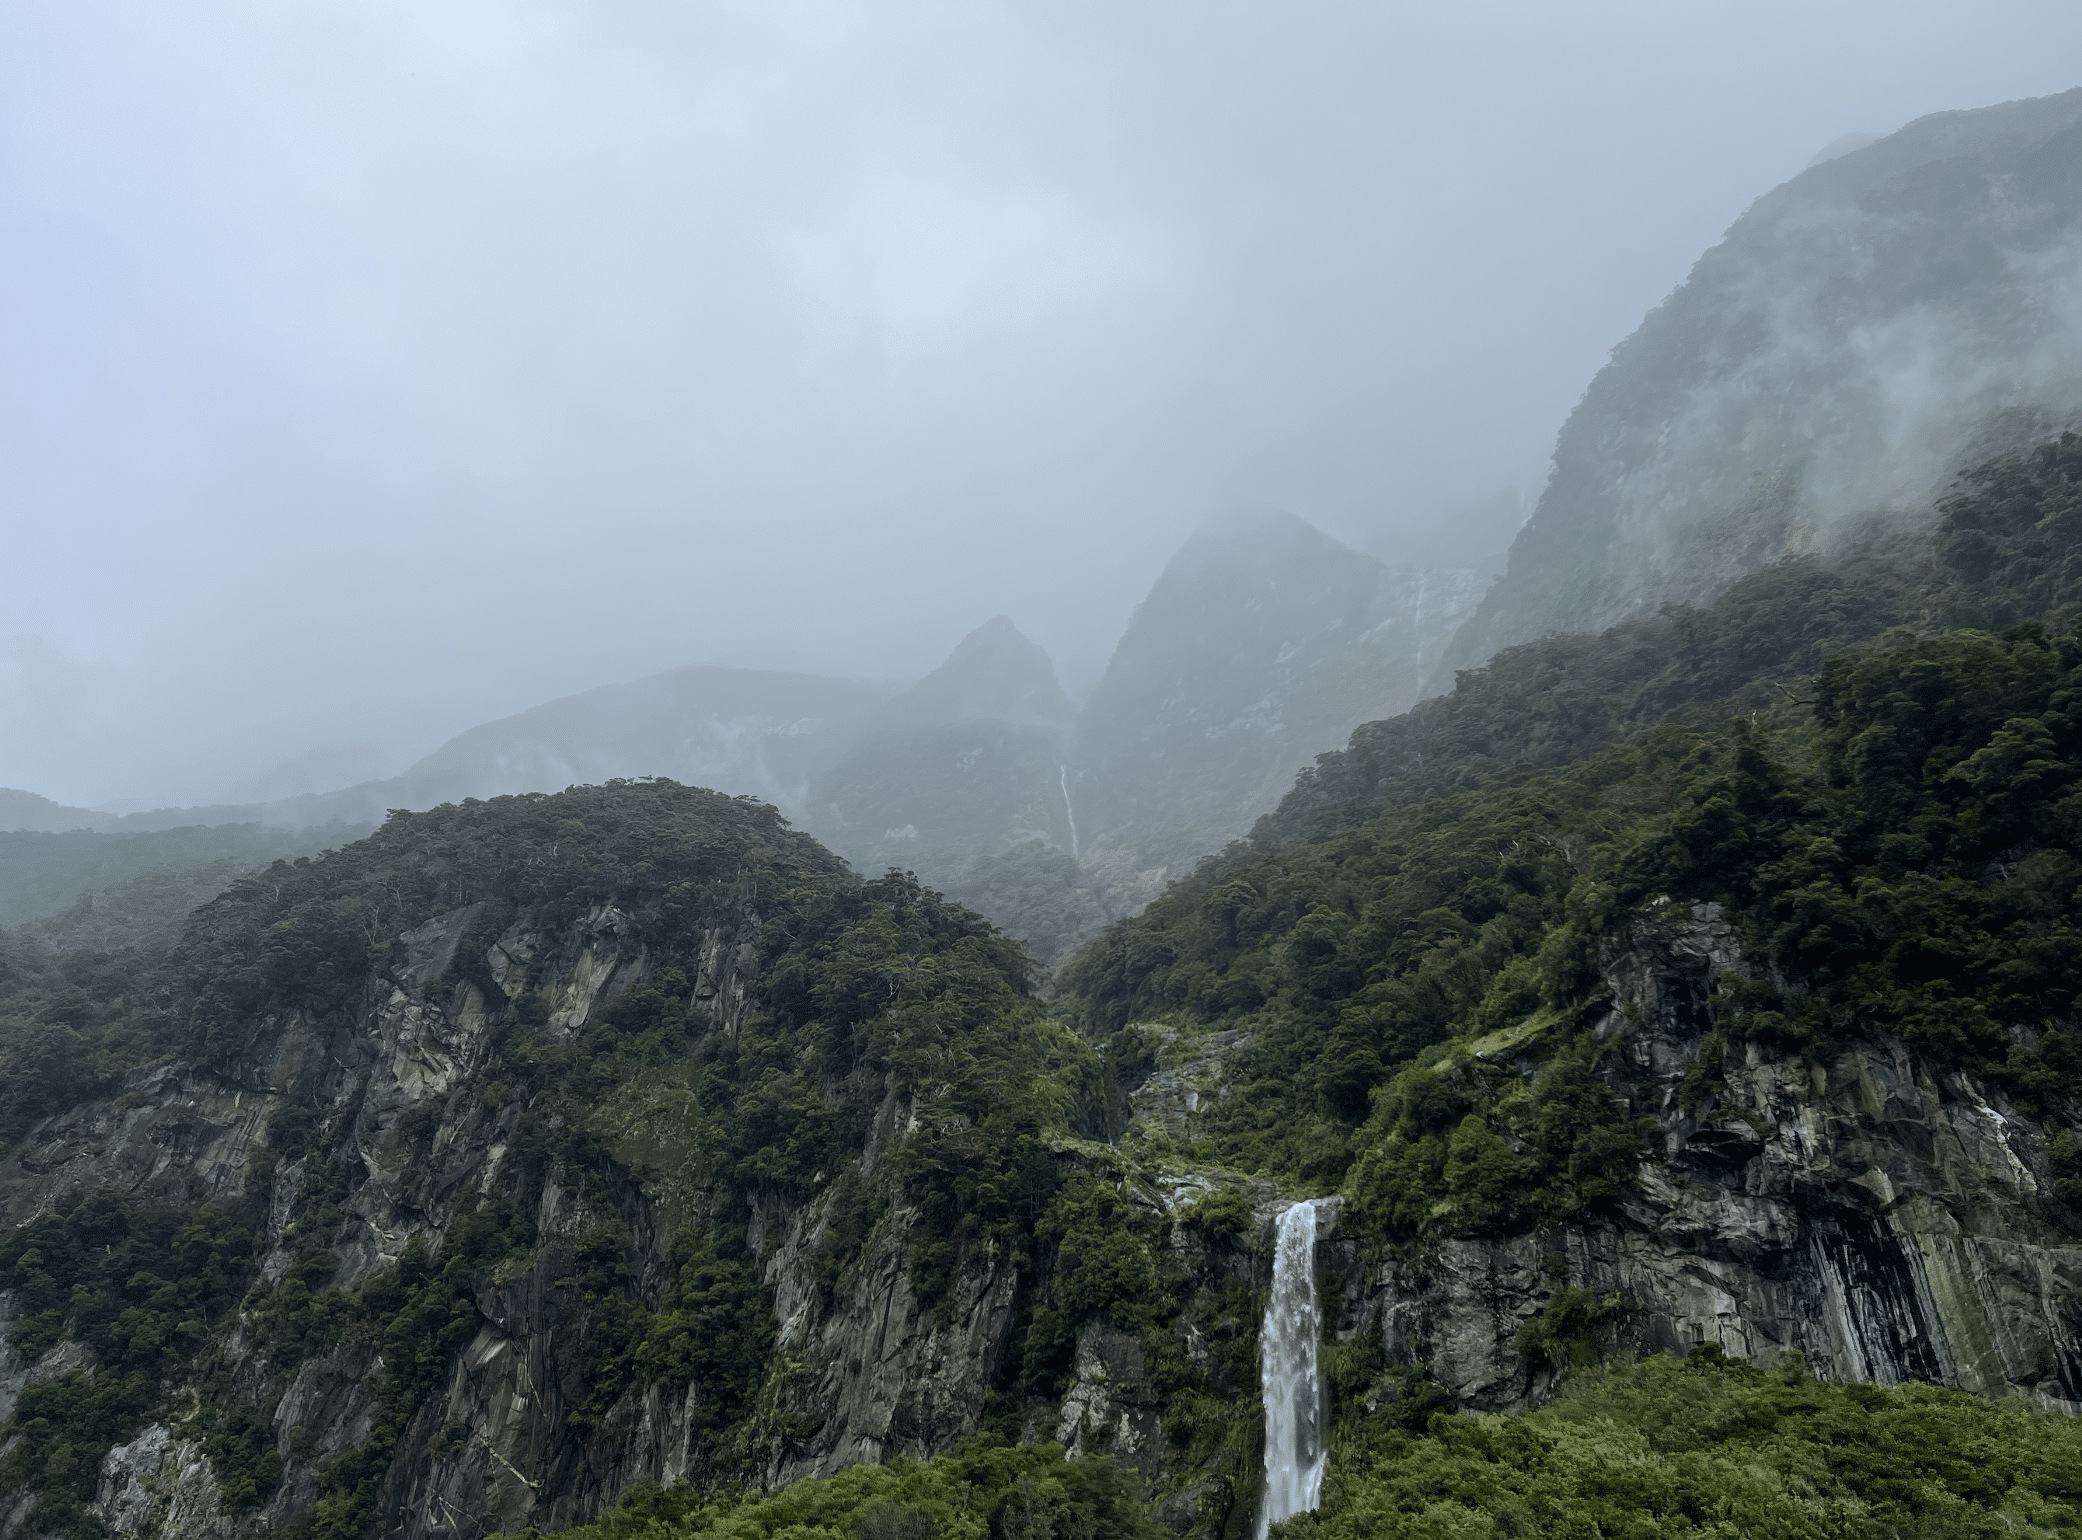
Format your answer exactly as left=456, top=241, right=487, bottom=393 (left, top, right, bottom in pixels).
left=5, top=1, right=2081, bottom=809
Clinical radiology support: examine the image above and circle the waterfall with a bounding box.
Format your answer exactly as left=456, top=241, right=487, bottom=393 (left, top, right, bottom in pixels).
left=1257, top=1200, right=1326, bottom=1539
left=1059, top=764, right=1080, bottom=859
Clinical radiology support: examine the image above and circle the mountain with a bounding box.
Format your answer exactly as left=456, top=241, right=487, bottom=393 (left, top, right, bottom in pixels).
left=82, top=666, right=901, bottom=837
left=801, top=618, right=1123, bottom=970
left=1, top=537, right=1489, bottom=970
left=1450, top=86, right=2082, bottom=669
left=1070, top=512, right=1488, bottom=899
left=15, top=84, right=2082, bottom=1540
left=1055, top=427, right=2082, bottom=1416
left=807, top=616, right=1077, bottom=879
left=0, top=783, right=1169, bottom=1539
left=0, top=789, right=119, bottom=835
left=393, top=666, right=895, bottom=819
left=0, top=824, right=345, bottom=940
left=4, top=434, right=2082, bottom=1540
left=0, top=670, right=898, bottom=947
left=22, top=84, right=2082, bottom=972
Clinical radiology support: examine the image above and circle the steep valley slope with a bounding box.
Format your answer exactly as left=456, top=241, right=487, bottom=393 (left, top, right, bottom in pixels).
left=1451, top=85, right=2082, bottom=669
left=21, top=84, right=2082, bottom=995
left=4, top=433, right=2082, bottom=1540
left=0, top=518, right=1483, bottom=979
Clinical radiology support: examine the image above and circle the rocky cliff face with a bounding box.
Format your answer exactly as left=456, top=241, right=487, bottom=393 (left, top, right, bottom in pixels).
left=1071, top=513, right=1487, bottom=899
left=0, top=860, right=1106, bottom=1540
left=1179, top=902, right=2082, bottom=1424
left=0, top=785, right=1108, bottom=1540
left=988, top=901, right=2082, bottom=1536
left=1, top=898, right=706, bottom=1540
left=5, top=771, right=2079, bottom=1540
left=1451, top=86, right=2082, bottom=670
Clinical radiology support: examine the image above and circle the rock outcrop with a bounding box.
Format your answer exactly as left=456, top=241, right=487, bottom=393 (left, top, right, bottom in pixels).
left=1071, top=512, right=1488, bottom=894
left=4, top=792, right=2079, bottom=1540
left=1450, top=86, right=2082, bottom=671
left=1288, top=903, right=2082, bottom=1416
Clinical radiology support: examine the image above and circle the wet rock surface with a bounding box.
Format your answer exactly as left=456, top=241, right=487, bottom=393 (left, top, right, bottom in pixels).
left=1317, top=903, right=2082, bottom=1415
left=2, top=883, right=2078, bottom=1540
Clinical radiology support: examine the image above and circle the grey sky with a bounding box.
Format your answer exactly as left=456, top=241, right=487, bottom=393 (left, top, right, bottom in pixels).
left=5, top=1, right=2081, bottom=809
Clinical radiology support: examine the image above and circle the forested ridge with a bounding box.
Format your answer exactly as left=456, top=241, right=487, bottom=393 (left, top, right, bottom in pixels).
left=0, top=785, right=1112, bottom=1537
left=2, top=434, right=2082, bottom=1539
left=1060, top=432, right=2082, bottom=1201
left=526, top=1350, right=2082, bottom=1540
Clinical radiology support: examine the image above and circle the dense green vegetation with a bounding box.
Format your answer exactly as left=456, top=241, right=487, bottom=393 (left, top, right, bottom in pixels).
left=498, top=1346, right=2082, bottom=1540
left=0, top=825, right=351, bottom=1159
left=1267, top=431, right=2082, bottom=846
left=0, top=1194, right=257, bottom=1538
left=1284, top=1347, right=2082, bottom=1540
left=0, top=821, right=344, bottom=934
left=1075, top=617, right=2082, bottom=1218
left=4, top=432, right=2082, bottom=1539
left=0, top=938, right=160, bottom=1156
left=510, top=1438, right=1164, bottom=1540
left=933, top=838, right=1118, bottom=974
left=288, top=1197, right=539, bottom=1540
left=0, top=781, right=1118, bottom=1534
left=227, top=785, right=1108, bottom=1525
left=1063, top=435, right=2082, bottom=1220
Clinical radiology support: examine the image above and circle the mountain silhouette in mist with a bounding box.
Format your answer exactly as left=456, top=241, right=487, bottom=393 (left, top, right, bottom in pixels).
left=1070, top=511, right=1486, bottom=892
left=22, top=88, right=2082, bottom=967
left=1451, top=86, right=2082, bottom=667
left=809, top=616, right=1077, bottom=881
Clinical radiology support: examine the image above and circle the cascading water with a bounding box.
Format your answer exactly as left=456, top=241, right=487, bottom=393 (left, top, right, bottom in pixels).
left=1256, top=1200, right=1326, bottom=1538
left=1059, top=764, right=1080, bottom=859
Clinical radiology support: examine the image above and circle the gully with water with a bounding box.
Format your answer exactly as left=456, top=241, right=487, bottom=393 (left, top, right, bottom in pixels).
left=1257, top=1199, right=1327, bottom=1538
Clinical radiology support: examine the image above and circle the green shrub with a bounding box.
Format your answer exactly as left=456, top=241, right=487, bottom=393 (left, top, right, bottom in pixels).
left=1306, top=1348, right=2082, bottom=1540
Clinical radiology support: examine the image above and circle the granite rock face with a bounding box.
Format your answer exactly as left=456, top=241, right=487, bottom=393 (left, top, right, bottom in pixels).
left=0, top=886, right=1013, bottom=1540
left=0, top=877, right=1103, bottom=1540
left=1311, top=902, right=2082, bottom=1415
left=3, top=863, right=2078, bottom=1540
left=1449, top=87, right=2082, bottom=672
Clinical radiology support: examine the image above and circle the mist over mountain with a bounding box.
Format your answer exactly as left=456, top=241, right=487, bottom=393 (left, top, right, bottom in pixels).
left=1452, top=86, right=2082, bottom=667
left=18, top=87, right=2082, bottom=976
left=0, top=790, right=120, bottom=835
left=808, top=616, right=1077, bottom=878
left=7, top=426, right=2082, bottom=1540
left=75, top=669, right=897, bottom=837
left=0, top=526, right=1483, bottom=967
left=0, top=823, right=344, bottom=947
left=13, top=71, right=2082, bottom=1540
left=1071, top=512, right=1489, bottom=899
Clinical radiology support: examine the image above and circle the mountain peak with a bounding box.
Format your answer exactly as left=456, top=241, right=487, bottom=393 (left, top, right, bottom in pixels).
left=1070, top=512, right=1486, bottom=864
left=1126, top=512, right=1385, bottom=646
left=1192, top=505, right=1328, bottom=543
left=1179, top=507, right=1359, bottom=569
left=0, top=787, right=117, bottom=834
left=1450, top=85, right=2082, bottom=671
left=886, top=616, right=1072, bottom=730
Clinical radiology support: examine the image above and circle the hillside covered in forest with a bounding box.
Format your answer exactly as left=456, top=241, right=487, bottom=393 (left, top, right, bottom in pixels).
left=1, top=430, right=2081, bottom=1540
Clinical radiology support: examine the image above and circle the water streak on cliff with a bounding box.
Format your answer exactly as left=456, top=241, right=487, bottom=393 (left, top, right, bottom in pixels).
left=1257, top=1199, right=1325, bottom=1538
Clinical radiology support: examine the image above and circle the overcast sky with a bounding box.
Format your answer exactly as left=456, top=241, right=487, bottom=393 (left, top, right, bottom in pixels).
left=6, top=0, right=2082, bottom=809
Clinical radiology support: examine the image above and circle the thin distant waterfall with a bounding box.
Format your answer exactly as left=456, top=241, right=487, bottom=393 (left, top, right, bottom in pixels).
left=1257, top=1200, right=1326, bottom=1538
left=1059, top=764, right=1080, bottom=858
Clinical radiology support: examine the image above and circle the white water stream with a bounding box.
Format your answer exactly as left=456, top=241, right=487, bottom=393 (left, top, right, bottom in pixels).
left=1257, top=1200, right=1326, bottom=1538
left=1059, top=764, right=1080, bottom=858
